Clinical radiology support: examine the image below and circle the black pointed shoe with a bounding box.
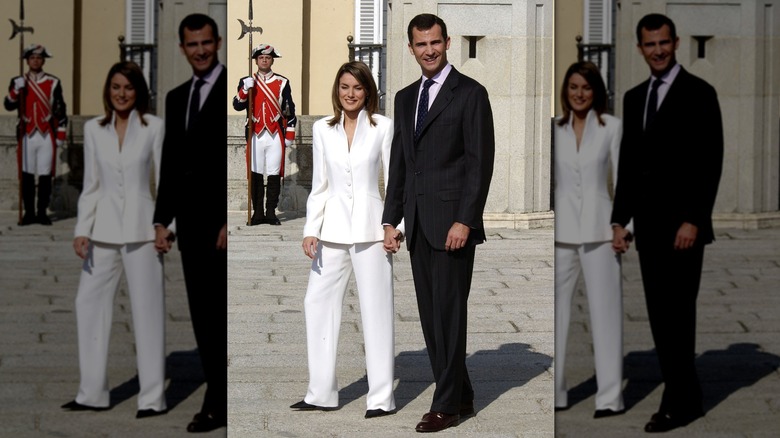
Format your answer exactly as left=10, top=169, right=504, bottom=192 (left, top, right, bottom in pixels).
left=61, top=400, right=109, bottom=411
left=136, top=408, right=168, bottom=419
left=289, top=400, right=336, bottom=411
left=365, top=408, right=396, bottom=419
left=644, top=411, right=703, bottom=433
left=594, top=408, right=625, bottom=419
left=186, top=412, right=226, bottom=432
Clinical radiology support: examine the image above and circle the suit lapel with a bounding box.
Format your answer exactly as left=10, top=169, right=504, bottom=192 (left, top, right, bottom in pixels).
left=417, top=69, right=459, bottom=141
left=405, top=79, right=421, bottom=145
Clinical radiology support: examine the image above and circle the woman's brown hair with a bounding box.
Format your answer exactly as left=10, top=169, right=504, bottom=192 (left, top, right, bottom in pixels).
left=328, top=61, right=379, bottom=127
left=99, top=61, right=150, bottom=126
left=557, top=61, right=608, bottom=127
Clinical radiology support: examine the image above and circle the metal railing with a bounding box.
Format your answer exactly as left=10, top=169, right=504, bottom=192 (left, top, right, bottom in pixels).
left=347, top=36, right=386, bottom=112
left=118, top=35, right=158, bottom=114
left=576, top=35, right=615, bottom=113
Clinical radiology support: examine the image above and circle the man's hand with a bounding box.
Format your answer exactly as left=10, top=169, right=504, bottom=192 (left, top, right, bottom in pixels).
left=302, top=236, right=319, bottom=259
left=445, top=222, right=470, bottom=252
left=73, top=236, right=90, bottom=260
left=611, top=225, right=631, bottom=254
left=383, top=225, right=402, bottom=253
left=242, top=77, right=255, bottom=91
left=13, top=77, right=25, bottom=92
left=154, top=225, right=174, bottom=254
left=674, top=222, right=698, bottom=250
left=216, top=224, right=227, bottom=250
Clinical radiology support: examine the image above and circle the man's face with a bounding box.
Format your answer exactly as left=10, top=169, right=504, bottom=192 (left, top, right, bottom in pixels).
left=180, top=25, right=222, bottom=77
left=408, top=24, right=450, bottom=78
left=638, top=24, right=678, bottom=77
left=255, top=54, right=274, bottom=74
left=26, top=54, right=45, bottom=73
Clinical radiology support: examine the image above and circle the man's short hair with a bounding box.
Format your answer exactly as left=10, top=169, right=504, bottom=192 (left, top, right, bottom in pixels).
left=636, top=13, right=677, bottom=44
left=178, top=13, right=220, bottom=43
left=407, top=13, right=448, bottom=44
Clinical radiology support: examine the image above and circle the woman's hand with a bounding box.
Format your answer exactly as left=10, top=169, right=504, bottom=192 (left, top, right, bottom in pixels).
left=611, top=225, right=631, bottom=254
left=154, top=225, right=174, bottom=254
left=302, top=236, right=319, bottom=259
left=73, top=236, right=90, bottom=260
left=383, top=225, right=403, bottom=253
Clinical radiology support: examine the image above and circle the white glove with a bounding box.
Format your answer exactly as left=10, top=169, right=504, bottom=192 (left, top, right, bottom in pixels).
left=13, top=77, right=25, bottom=91
left=285, top=139, right=292, bottom=147
left=242, top=77, right=255, bottom=91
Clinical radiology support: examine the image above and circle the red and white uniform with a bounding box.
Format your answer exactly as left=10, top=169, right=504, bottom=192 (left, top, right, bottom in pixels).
left=5, top=71, right=68, bottom=176
left=233, top=70, right=297, bottom=175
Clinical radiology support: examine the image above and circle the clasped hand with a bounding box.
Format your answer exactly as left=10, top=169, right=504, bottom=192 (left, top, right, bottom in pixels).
left=383, top=226, right=403, bottom=253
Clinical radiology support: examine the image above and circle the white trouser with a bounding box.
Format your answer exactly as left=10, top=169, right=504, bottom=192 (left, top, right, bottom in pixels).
left=22, top=131, right=54, bottom=175
left=303, top=240, right=396, bottom=410
left=74, top=241, right=166, bottom=411
left=554, top=241, right=624, bottom=411
left=250, top=130, right=283, bottom=175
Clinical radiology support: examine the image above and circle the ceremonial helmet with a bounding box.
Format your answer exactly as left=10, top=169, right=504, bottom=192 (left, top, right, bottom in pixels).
left=252, top=44, right=281, bottom=59
left=23, top=44, right=53, bottom=59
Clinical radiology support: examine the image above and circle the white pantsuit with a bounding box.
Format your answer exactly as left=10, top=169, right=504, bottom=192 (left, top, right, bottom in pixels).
left=554, top=111, right=626, bottom=411
left=301, top=109, right=403, bottom=410
left=73, top=110, right=169, bottom=411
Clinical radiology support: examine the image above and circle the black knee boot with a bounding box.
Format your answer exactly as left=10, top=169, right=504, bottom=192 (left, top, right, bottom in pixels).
left=265, top=175, right=282, bottom=226
left=20, top=172, right=37, bottom=225
left=37, top=175, right=53, bottom=225
left=249, top=172, right=265, bottom=226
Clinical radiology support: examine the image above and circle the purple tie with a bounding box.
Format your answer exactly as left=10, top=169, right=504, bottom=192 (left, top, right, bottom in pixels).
left=415, top=79, right=435, bottom=140
left=645, top=78, right=662, bottom=129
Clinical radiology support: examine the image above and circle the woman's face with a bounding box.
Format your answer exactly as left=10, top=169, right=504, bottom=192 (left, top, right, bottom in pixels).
left=338, top=72, right=366, bottom=114
left=566, top=73, right=594, bottom=114
left=109, top=73, right=137, bottom=114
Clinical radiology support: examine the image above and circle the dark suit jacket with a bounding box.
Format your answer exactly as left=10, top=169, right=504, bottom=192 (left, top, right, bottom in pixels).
left=154, top=66, right=228, bottom=251
left=382, top=67, right=495, bottom=251
left=611, top=66, right=723, bottom=250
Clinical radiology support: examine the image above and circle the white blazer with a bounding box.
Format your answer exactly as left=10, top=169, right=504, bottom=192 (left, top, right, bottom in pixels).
left=304, top=109, right=404, bottom=244
left=554, top=111, right=628, bottom=244
left=75, top=110, right=170, bottom=244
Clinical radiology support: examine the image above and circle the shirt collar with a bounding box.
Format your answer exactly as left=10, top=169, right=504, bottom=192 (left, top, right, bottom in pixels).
left=193, top=63, right=223, bottom=86
left=421, top=62, right=452, bottom=86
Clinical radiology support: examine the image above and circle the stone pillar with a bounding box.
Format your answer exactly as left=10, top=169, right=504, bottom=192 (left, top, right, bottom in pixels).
left=616, top=0, right=780, bottom=228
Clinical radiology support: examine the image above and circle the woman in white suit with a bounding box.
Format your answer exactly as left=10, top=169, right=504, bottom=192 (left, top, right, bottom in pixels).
left=290, top=61, right=402, bottom=418
left=554, top=61, right=629, bottom=417
left=63, top=61, right=170, bottom=418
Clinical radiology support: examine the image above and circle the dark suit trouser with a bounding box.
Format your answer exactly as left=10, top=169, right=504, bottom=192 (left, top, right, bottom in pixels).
left=410, top=221, right=475, bottom=414
left=637, top=244, right=704, bottom=417
left=180, top=247, right=228, bottom=420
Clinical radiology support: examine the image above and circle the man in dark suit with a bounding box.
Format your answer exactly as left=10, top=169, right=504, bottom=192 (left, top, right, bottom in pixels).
left=382, top=13, right=494, bottom=433
left=153, top=13, right=227, bottom=433
left=611, top=13, right=723, bottom=433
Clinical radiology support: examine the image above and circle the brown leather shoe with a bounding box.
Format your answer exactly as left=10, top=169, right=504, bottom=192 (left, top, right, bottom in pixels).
left=415, top=411, right=459, bottom=433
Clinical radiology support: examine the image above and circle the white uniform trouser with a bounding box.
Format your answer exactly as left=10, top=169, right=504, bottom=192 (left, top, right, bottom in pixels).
left=554, top=241, right=624, bottom=411
left=74, top=241, right=166, bottom=411
left=22, top=131, right=54, bottom=175
left=303, top=240, right=396, bottom=411
left=250, top=130, right=282, bottom=175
